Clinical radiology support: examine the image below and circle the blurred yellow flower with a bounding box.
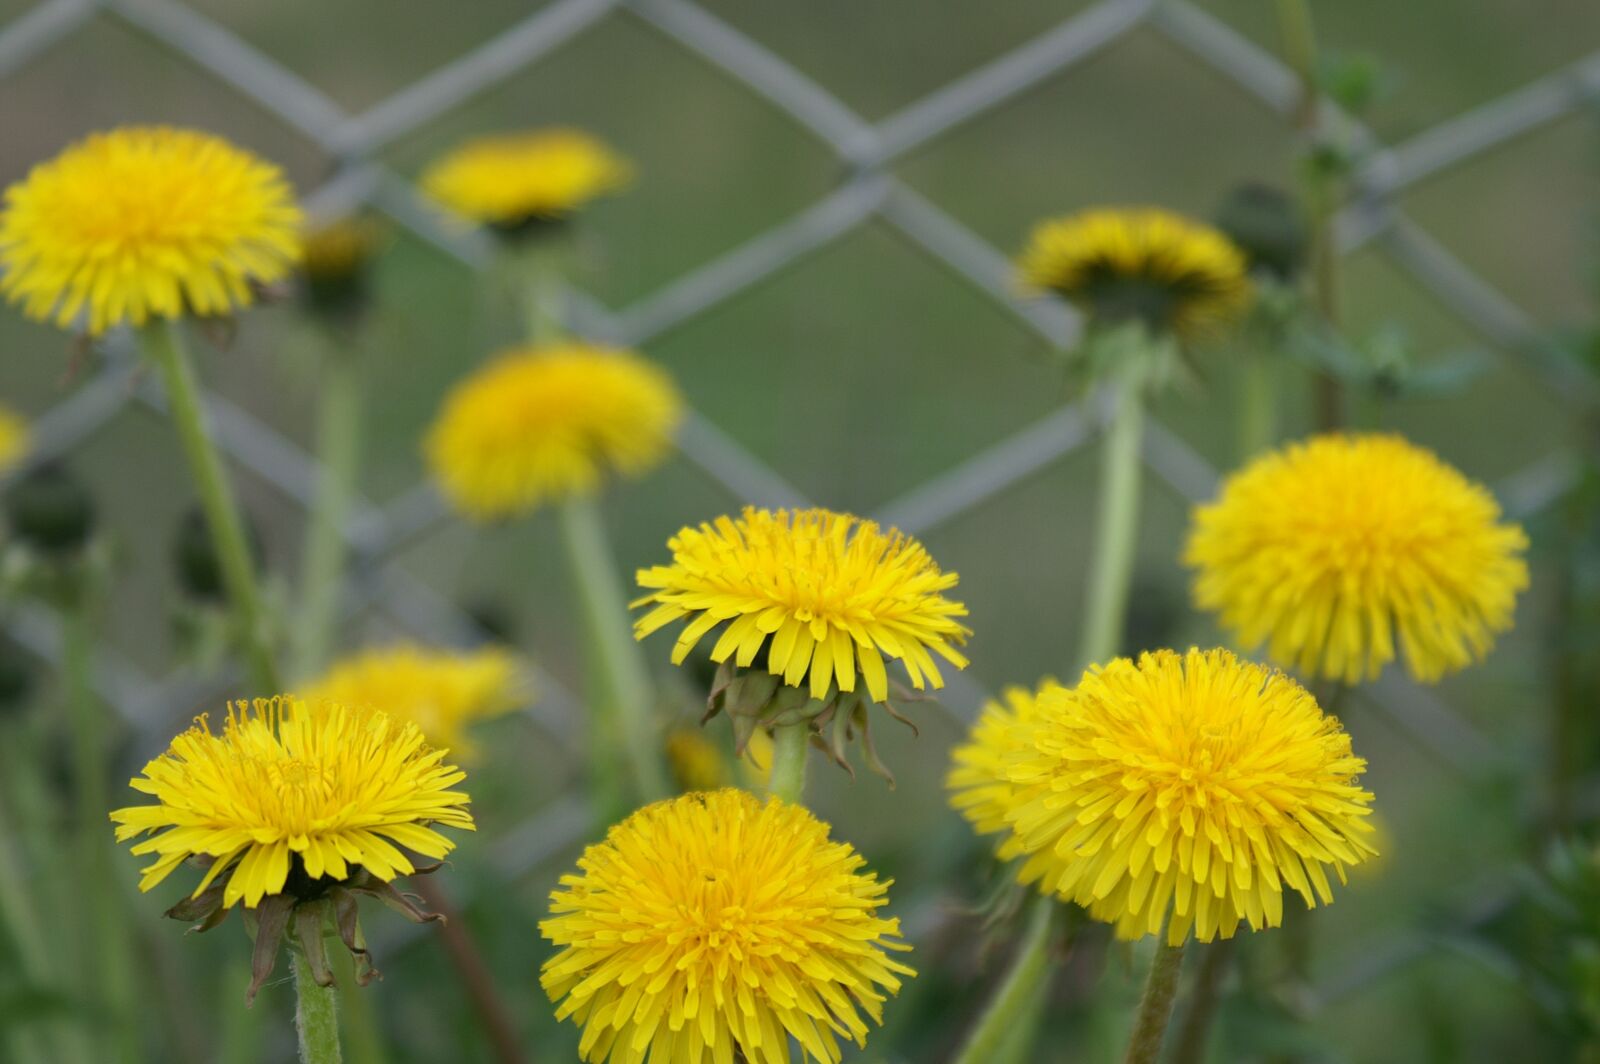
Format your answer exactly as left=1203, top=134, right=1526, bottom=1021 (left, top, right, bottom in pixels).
left=994, top=649, right=1375, bottom=945
left=0, top=406, right=29, bottom=476
left=421, top=128, right=630, bottom=228
left=1184, top=433, right=1528, bottom=684
left=300, top=217, right=385, bottom=285
left=300, top=644, right=522, bottom=760
left=663, top=727, right=728, bottom=791
left=425, top=343, right=682, bottom=521
left=1017, top=207, right=1249, bottom=338
left=0, top=127, right=301, bottom=336
left=946, top=681, right=1059, bottom=847
left=541, top=789, right=913, bottom=1063
left=110, top=696, right=474, bottom=911
left=633, top=506, right=970, bottom=702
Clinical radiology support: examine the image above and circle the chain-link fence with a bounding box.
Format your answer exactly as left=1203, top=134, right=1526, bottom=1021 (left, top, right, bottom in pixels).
left=2, top=0, right=1597, bottom=1025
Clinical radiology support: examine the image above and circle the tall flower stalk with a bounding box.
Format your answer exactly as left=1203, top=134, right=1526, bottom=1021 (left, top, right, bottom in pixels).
left=955, top=207, right=1251, bottom=1063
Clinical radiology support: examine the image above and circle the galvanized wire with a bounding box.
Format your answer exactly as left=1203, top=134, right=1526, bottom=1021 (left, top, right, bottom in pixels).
left=0, top=0, right=1592, bottom=1011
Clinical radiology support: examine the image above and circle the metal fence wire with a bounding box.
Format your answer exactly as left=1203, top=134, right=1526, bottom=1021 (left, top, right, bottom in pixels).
left=2, top=0, right=1598, bottom=1014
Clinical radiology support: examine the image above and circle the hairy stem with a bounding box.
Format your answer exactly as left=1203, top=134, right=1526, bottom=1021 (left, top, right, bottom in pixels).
left=292, top=949, right=342, bottom=1064
left=1124, top=940, right=1188, bottom=1064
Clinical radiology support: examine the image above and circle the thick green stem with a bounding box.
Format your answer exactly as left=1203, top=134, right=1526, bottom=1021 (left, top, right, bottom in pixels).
left=1236, top=349, right=1278, bottom=462
left=558, top=495, right=670, bottom=816
left=64, top=606, right=137, bottom=1062
left=513, top=243, right=565, bottom=345
left=290, top=346, right=363, bottom=681
left=1078, top=371, right=1147, bottom=669
left=1124, top=940, right=1188, bottom=1064
left=952, top=898, right=1057, bottom=1064
left=765, top=725, right=809, bottom=805
left=292, top=950, right=342, bottom=1064
left=139, top=321, right=281, bottom=694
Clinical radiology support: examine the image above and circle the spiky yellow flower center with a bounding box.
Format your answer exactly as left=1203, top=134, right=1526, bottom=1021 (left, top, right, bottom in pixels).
left=0, top=406, right=28, bottom=477
left=422, top=128, right=631, bottom=226
left=633, top=507, right=970, bottom=703
left=0, top=126, right=301, bottom=335
left=300, top=644, right=522, bottom=760
left=541, top=789, right=913, bottom=1064
left=425, top=343, right=683, bottom=521
left=1017, top=207, right=1249, bottom=338
left=1184, top=433, right=1529, bottom=684
left=980, top=649, right=1375, bottom=945
left=110, top=697, right=474, bottom=910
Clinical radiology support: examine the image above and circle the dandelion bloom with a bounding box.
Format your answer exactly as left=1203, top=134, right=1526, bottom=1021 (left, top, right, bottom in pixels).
left=663, top=727, right=729, bottom=791
left=1017, top=207, right=1249, bottom=338
left=110, top=696, right=474, bottom=911
left=300, top=644, right=522, bottom=759
left=633, top=507, right=970, bottom=703
left=425, top=343, right=682, bottom=521
left=421, top=128, right=630, bottom=228
left=990, top=649, right=1375, bottom=945
left=0, top=127, right=301, bottom=336
left=541, top=789, right=914, bottom=1064
left=0, top=406, right=29, bottom=476
left=946, top=681, right=1059, bottom=846
left=1184, top=433, right=1529, bottom=684
left=299, top=215, right=385, bottom=312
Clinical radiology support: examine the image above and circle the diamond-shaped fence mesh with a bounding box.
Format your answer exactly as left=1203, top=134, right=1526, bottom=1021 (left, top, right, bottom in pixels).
left=2, top=0, right=1597, bottom=1018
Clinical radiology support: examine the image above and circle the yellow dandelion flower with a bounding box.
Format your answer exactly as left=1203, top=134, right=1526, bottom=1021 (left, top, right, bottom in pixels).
left=421, top=128, right=631, bottom=229
left=633, top=507, right=971, bottom=703
left=1184, top=433, right=1529, bottom=684
left=300, top=216, right=384, bottom=288
left=663, top=728, right=730, bottom=792
left=425, top=343, right=683, bottom=521
left=300, top=643, right=522, bottom=760
left=0, top=127, right=301, bottom=336
left=110, top=696, right=474, bottom=911
left=1017, top=207, right=1249, bottom=338
left=540, top=789, right=914, bottom=1064
left=946, top=681, right=1060, bottom=847
left=0, top=406, right=29, bottom=476
left=998, top=648, right=1376, bottom=945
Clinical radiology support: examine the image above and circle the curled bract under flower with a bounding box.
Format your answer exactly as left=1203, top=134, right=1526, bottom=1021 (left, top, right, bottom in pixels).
left=421, top=128, right=630, bottom=229
left=540, top=789, right=914, bottom=1064
left=633, top=507, right=970, bottom=703
left=425, top=343, right=683, bottom=521
left=1184, top=433, right=1529, bottom=684
left=954, top=649, right=1377, bottom=945
left=0, top=126, right=301, bottom=335
left=1017, top=207, right=1249, bottom=339
left=110, top=697, right=474, bottom=996
left=300, top=643, right=523, bottom=760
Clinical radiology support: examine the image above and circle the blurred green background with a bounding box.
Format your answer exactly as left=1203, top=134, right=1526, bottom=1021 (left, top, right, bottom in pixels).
left=0, top=0, right=1597, bottom=1061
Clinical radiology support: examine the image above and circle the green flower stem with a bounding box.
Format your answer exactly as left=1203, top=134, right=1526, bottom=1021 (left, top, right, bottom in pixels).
left=951, top=897, right=1057, bottom=1064
left=765, top=724, right=809, bottom=805
left=514, top=242, right=565, bottom=345
left=0, top=783, right=54, bottom=1064
left=1124, top=939, right=1188, bottom=1064
left=290, top=341, right=363, bottom=682
left=558, top=494, right=671, bottom=817
left=1237, top=347, right=1278, bottom=462
left=64, top=604, right=138, bottom=1063
left=1274, top=0, right=1344, bottom=430
left=1078, top=365, right=1148, bottom=669
left=139, top=321, right=281, bottom=694
left=292, top=949, right=343, bottom=1064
